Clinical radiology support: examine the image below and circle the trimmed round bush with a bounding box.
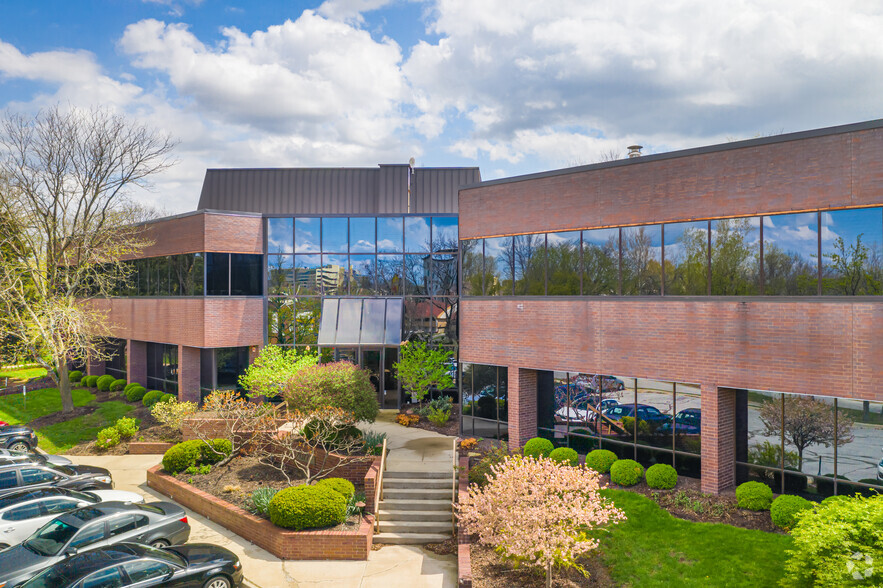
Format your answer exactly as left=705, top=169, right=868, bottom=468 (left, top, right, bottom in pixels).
left=199, top=439, right=232, bottom=464
left=125, top=385, right=147, bottom=402
left=95, top=427, right=120, bottom=449
left=114, top=416, right=139, bottom=440
left=736, top=481, right=774, bottom=511
left=96, top=375, right=115, bottom=391
left=68, top=370, right=83, bottom=383
left=585, top=449, right=618, bottom=474
left=268, top=484, right=347, bottom=530
left=124, top=382, right=140, bottom=393
left=645, top=463, right=678, bottom=489
left=158, top=393, right=176, bottom=405
left=522, top=437, right=554, bottom=459
left=109, top=379, right=127, bottom=392
left=610, top=459, right=644, bottom=487
left=549, top=447, right=579, bottom=466
left=142, top=390, right=164, bottom=408
left=83, top=375, right=99, bottom=387
left=162, top=441, right=200, bottom=474
left=316, top=477, right=356, bottom=499
left=771, top=494, right=813, bottom=530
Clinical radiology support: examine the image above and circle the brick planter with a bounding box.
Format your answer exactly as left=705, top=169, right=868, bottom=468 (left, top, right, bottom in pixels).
left=457, top=456, right=473, bottom=588
left=128, top=441, right=174, bottom=454
left=146, top=465, right=374, bottom=560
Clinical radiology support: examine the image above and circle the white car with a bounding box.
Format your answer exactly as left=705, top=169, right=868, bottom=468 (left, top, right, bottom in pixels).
left=877, top=457, right=883, bottom=481
left=0, top=486, right=144, bottom=549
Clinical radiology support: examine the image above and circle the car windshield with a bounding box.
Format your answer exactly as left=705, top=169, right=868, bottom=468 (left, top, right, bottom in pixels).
left=676, top=412, right=699, bottom=424
left=18, top=564, right=74, bottom=588
left=67, top=490, right=98, bottom=502
left=24, top=519, right=80, bottom=556
left=47, top=464, right=75, bottom=476
left=141, top=544, right=187, bottom=567
left=135, top=504, right=164, bottom=515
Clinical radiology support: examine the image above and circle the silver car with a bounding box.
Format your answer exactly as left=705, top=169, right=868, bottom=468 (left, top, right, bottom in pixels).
left=0, top=450, right=72, bottom=468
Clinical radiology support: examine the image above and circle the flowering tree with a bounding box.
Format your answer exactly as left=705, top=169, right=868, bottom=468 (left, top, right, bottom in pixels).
left=458, top=455, right=625, bottom=586
left=190, top=391, right=277, bottom=467
left=238, top=345, right=317, bottom=399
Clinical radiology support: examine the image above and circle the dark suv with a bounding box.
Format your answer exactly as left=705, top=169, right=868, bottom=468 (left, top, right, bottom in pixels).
left=0, top=425, right=38, bottom=453
left=0, top=463, right=113, bottom=496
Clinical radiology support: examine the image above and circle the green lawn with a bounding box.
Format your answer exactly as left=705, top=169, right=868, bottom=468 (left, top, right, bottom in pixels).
left=0, top=388, right=95, bottom=424
left=0, top=366, right=48, bottom=383
left=599, top=490, right=792, bottom=587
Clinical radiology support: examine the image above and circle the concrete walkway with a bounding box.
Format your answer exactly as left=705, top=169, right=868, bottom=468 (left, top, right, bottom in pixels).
left=65, top=449, right=457, bottom=587
left=366, top=409, right=458, bottom=473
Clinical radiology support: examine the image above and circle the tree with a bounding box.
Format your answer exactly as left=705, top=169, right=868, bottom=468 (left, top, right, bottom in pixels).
left=189, top=390, right=277, bottom=467
left=458, top=455, right=625, bottom=587
left=285, top=361, right=379, bottom=422
left=823, top=234, right=883, bottom=295
left=759, top=396, right=854, bottom=471
left=238, top=345, right=318, bottom=399
left=394, top=341, right=454, bottom=403
left=0, top=106, right=175, bottom=412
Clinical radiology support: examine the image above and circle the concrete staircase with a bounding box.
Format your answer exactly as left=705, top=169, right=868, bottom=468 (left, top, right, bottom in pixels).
left=373, top=470, right=455, bottom=545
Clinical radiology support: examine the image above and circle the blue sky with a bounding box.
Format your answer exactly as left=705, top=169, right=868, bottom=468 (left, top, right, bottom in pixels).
left=2, top=0, right=883, bottom=213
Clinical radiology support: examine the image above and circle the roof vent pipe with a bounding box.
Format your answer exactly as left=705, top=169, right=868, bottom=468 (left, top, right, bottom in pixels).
left=627, top=145, right=643, bottom=158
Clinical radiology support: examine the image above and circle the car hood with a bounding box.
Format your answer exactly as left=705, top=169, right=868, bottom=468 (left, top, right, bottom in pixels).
left=88, top=489, right=144, bottom=503
left=67, top=464, right=111, bottom=477
left=44, top=454, right=73, bottom=467
left=0, top=544, right=51, bottom=584
left=168, top=543, right=237, bottom=567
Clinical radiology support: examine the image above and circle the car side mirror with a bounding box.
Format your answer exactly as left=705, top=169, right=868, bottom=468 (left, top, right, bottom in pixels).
left=64, top=547, right=78, bottom=557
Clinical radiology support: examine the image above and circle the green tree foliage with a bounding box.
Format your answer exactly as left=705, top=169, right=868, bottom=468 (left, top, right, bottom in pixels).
left=238, top=345, right=318, bottom=399
left=546, top=239, right=580, bottom=295
left=710, top=218, right=759, bottom=295
left=393, top=341, right=454, bottom=402
left=665, top=226, right=708, bottom=295
left=285, top=361, right=379, bottom=422
left=513, top=234, right=545, bottom=295
left=622, top=227, right=662, bottom=294
left=763, top=242, right=817, bottom=295
left=583, top=234, right=619, bottom=295
left=823, top=234, right=883, bottom=295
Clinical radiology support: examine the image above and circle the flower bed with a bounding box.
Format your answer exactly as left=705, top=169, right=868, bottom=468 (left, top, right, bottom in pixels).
left=147, top=464, right=375, bottom=560
left=457, top=455, right=473, bottom=588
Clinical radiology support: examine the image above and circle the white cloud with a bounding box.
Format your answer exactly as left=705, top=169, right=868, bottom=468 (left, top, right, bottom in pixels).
left=317, top=0, right=396, bottom=23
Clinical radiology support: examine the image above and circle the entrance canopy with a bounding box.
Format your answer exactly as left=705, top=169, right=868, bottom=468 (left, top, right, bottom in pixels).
left=317, top=298, right=403, bottom=346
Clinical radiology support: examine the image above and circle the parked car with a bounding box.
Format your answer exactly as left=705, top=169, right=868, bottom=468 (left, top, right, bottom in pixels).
left=0, top=426, right=38, bottom=453
left=19, top=542, right=243, bottom=588
left=0, top=487, right=144, bottom=549
left=0, top=501, right=191, bottom=588
left=658, top=408, right=702, bottom=435
left=877, top=457, right=883, bottom=481
left=603, top=404, right=671, bottom=424
left=0, top=449, right=72, bottom=468
left=0, top=462, right=113, bottom=497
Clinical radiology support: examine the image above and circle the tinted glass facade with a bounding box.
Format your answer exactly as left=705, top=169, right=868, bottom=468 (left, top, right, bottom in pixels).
left=110, top=253, right=262, bottom=297
left=461, top=363, right=507, bottom=440
left=146, top=343, right=178, bottom=394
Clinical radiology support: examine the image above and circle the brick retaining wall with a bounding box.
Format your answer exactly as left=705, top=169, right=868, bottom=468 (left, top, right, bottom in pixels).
left=128, top=441, right=174, bottom=455
left=457, top=456, right=473, bottom=588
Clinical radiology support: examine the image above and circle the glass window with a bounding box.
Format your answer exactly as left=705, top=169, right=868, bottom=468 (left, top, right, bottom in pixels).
left=377, top=217, right=404, bottom=252
left=322, top=217, right=348, bottom=253
left=460, top=240, right=483, bottom=296
left=836, top=398, right=883, bottom=493
left=432, top=217, right=458, bottom=252
left=3, top=502, right=43, bottom=521
left=361, top=299, right=387, bottom=344
left=710, top=218, right=760, bottom=295
left=321, top=255, right=348, bottom=295
left=822, top=208, right=883, bottom=295
left=461, top=363, right=474, bottom=432
left=622, top=225, right=662, bottom=295
left=763, top=213, right=818, bottom=295
left=268, top=255, right=294, bottom=296
left=335, top=299, right=363, bottom=345
left=513, top=234, right=545, bottom=295
left=474, top=365, right=498, bottom=421
left=430, top=253, right=457, bottom=296
left=295, top=298, right=322, bottom=345
left=664, top=221, right=708, bottom=295
left=405, top=217, right=431, bottom=252
left=268, top=299, right=294, bottom=345
left=582, top=228, right=619, bottom=295
left=20, top=468, right=57, bottom=485
left=498, top=368, right=508, bottom=423
left=205, top=253, right=229, bottom=296
left=230, top=254, right=262, bottom=296
left=637, top=380, right=674, bottom=449
left=0, top=472, right=15, bottom=489
left=350, top=217, right=376, bottom=253
left=41, top=498, right=82, bottom=516
left=148, top=257, right=169, bottom=296
left=546, top=231, right=581, bottom=295
left=69, top=523, right=105, bottom=550
left=377, top=255, right=403, bottom=295
left=216, top=347, right=249, bottom=389
left=384, top=298, right=403, bottom=345
left=174, top=253, right=204, bottom=296
left=349, top=255, right=376, bottom=295
left=430, top=298, right=457, bottom=345
left=484, top=237, right=513, bottom=296
left=122, top=560, right=172, bottom=583
left=674, top=384, right=702, bottom=455
left=82, top=567, right=123, bottom=588
left=294, top=255, right=322, bottom=295
left=404, top=298, right=431, bottom=342
left=136, top=259, right=150, bottom=296
left=404, top=254, right=429, bottom=295
left=267, top=217, right=294, bottom=254
left=735, top=390, right=784, bottom=492
left=108, top=515, right=138, bottom=537
left=295, top=218, right=320, bottom=253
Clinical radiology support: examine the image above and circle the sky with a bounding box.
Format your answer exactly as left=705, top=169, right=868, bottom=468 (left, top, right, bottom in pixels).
left=1, top=0, right=883, bottom=214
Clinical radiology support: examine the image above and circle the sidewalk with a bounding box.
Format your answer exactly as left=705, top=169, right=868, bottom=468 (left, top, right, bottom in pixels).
left=366, top=409, right=457, bottom=472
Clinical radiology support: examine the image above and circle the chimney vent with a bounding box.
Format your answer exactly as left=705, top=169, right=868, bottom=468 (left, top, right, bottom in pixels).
left=627, top=145, right=643, bottom=158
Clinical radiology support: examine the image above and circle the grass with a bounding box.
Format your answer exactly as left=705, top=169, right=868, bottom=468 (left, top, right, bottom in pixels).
left=0, top=388, right=95, bottom=425
left=599, top=489, right=792, bottom=587
left=0, top=366, right=48, bottom=383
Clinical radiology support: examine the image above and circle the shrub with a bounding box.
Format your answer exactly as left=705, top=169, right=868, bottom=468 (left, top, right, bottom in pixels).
left=142, top=390, right=164, bottom=408
left=185, top=464, right=212, bottom=475
left=361, top=430, right=387, bottom=456
left=584, top=449, right=618, bottom=474
left=645, top=463, right=678, bottom=489
left=459, top=438, right=479, bottom=451
left=162, top=441, right=200, bottom=474
left=784, top=494, right=883, bottom=586
left=83, top=375, right=99, bottom=387
left=199, top=438, right=232, bottom=464
left=735, top=481, right=773, bottom=511
left=68, top=370, right=83, bottom=383
left=395, top=413, right=420, bottom=427
left=418, top=396, right=453, bottom=417
left=96, top=375, right=115, bottom=391
left=549, top=447, right=579, bottom=466
left=522, top=437, right=554, bottom=459
left=610, top=459, right=644, bottom=487
left=426, top=407, right=451, bottom=427
left=113, top=417, right=139, bottom=440
left=469, top=445, right=512, bottom=487
left=315, top=477, right=355, bottom=499
left=125, top=385, right=147, bottom=402
left=109, top=379, right=127, bottom=392
left=151, top=399, right=198, bottom=430
left=249, top=487, right=279, bottom=516
left=770, top=494, right=813, bottom=531
left=95, top=427, right=120, bottom=449
left=158, top=393, right=176, bottom=405
left=268, top=484, right=347, bottom=530
left=284, top=362, right=379, bottom=422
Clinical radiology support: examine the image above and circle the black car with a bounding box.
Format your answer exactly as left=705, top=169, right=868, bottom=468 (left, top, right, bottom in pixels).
left=0, top=450, right=72, bottom=468
left=0, top=463, right=113, bottom=496
left=18, top=542, right=243, bottom=588
left=0, top=426, right=38, bottom=453
left=0, top=501, right=191, bottom=588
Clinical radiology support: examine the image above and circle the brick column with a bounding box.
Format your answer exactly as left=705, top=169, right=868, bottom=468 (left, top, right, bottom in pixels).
left=127, top=340, right=147, bottom=386
left=700, top=383, right=736, bottom=494
left=86, top=356, right=105, bottom=377
left=507, top=367, right=538, bottom=453
left=178, top=345, right=201, bottom=403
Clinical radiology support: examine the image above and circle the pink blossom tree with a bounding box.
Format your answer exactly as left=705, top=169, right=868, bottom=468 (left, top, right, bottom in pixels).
left=457, top=455, right=625, bottom=586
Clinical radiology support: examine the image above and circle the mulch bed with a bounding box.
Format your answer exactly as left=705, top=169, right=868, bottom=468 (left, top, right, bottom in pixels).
left=471, top=544, right=615, bottom=588
left=424, top=537, right=456, bottom=556
left=399, top=403, right=460, bottom=437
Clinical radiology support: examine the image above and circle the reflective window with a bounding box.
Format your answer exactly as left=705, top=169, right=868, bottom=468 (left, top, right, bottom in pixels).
left=546, top=231, right=580, bottom=295
left=837, top=398, right=883, bottom=493
left=336, top=299, right=363, bottom=345
left=637, top=380, right=674, bottom=449
left=349, top=255, right=376, bottom=295
left=350, top=217, right=376, bottom=253
left=513, top=234, right=544, bottom=295
left=294, top=255, right=322, bottom=295
left=583, top=228, right=619, bottom=295
left=485, top=237, right=513, bottom=296
left=108, top=515, right=138, bottom=537
left=763, top=213, right=818, bottom=295
left=404, top=298, right=432, bottom=342
left=122, top=560, right=172, bottom=583
left=322, top=217, right=348, bottom=253
left=0, top=472, right=14, bottom=489
left=317, top=298, right=338, bottom=345
left=321, top=255, right=347, bottom=295
left=267, top=217, right=294, bottom=253
left=268, top=255, right=294, bottom=296
left=822, top=208, right=883, bottom=295
left=622, top=225, right=662, bottom=295
left=172, top=253, right=204, bottom=296
left=460, top=240, right=483, bottom=296
left=69, top=523, right=105, bottom=550
left=82, top=567, right=124, bottom=588
left=431, top=253, right=458, bottom=296
left=295, top=297, right=322, bottom=345
left=268, top=299, right=294, bottom=345
left=40, top=498, right=81, bottom=516
left=376, top=255, right=403, bottom=295
left=3, top=502, right=43, bottom=521
left=664, top=221, right=708, bottom=295
left=461, top=364, right=508, bottom=440
left=230, top=254, right=262, bottom=296
left=405, top=217, right=431, bottom=252
left=404, top=254, right=429, bottom=295
left=149, top=256, right=169, bottom=296
left=384, top=299, right=403, bottom=345
left=710, top=218, right=760, bottom=295
left=362, top=299, right=387, bottom=343
left=20, top=469, right=56, bottom=485
left=205, top=253, right=229, bottom=296
left=432, top=217, right=458, bottom=252
left=377, top=217, right=404, bottom=252
left=295, top=218, right=320, bottom=253
left=674, top=384, right=702, bottom=456
left=431, top=298, right=458, bottom=346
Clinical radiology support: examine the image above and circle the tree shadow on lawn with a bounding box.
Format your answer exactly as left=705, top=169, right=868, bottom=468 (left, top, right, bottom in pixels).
left=36, top=400, right=133, bottom=454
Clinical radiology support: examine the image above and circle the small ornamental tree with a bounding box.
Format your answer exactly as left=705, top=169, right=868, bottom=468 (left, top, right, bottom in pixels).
left=284, top=362, right=378, bottom=422
left=238, top=345, right=318, bottom=399
left=394, top=341, right=454, bottom=403
left=760, top=395, right=854, bottom=471
left=189, top=391, right=276, bottom=467
left=458, top=456, right=625, bottom=586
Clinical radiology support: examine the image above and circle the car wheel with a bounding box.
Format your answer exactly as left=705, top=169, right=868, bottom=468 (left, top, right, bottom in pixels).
left=150, top=539, right=170, bottom=548
left=203, top=575, right=231, bottom=588
left=7, top=441, right=29, bottom=452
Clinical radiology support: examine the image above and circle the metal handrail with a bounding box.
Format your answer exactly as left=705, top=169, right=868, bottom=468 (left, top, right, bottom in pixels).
left=451, top=436, right=458, bottom=536
left=373, top=437, right=388, bottom=532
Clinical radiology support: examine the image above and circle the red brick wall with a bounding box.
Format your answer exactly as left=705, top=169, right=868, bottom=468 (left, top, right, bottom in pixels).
left=460, top=126, right=883, bottom=239
left=700, top=385, right=736, bottom=494
left=507, top=368, right=537, bottom=452
left=179, top=346, right=201, bottom=403
left=204, top=213, right=263, bottom=254
left=127, top=211, right=263, bottom=258
left=127, top=340, right=147, bottom=385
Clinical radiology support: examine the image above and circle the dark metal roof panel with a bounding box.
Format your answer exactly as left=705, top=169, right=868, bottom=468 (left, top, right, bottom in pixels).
left=412, top=168, right=481, bottom=213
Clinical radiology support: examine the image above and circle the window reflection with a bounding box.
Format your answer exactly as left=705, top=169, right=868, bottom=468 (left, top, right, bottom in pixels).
left=404, top=254, right=430, bottom=295
left=822, top=208, right=883, bottom=295
left=320, top=255, right=347, bottom=295
left=268, top=299, right=294, bottom=345
left=295, top=297, right=321, bottom=345
left=404, top=297, right=432, bottom=342
left=322, top=218, right=348, bottom=253
left=460, top=240, right=483, bottom=295
left=378, top=217, right=404, bottom=252
left=350, top=217, right=376, bottom=253
left=405, top=217, right=431, bottom=252
left=484, top=237, right=513, bottom=296
left=268, top=255, right=294, bottom=296
left=664, top=221, right=707, bottom=295
left=622, top=226, right=661, bottom=295
left=295, top=218, right=320, bottom=253
left=349, top=255, right=376, bottom=295
left=513, top=234, right=544, bottom=295
left=763, top=213, right=818, bottom=295
left=294, top=255, right=322, bottom=295
left=710, top=218, right=760, bottom=295
left=546, top=231, right=580, bottom=295
left=267, top=218, right=294, bottom=254
left=432, top=217, right=458, bottom=252
left=582, top=228, right=618, bottom=295
left=377, top=254, right=403, bottom=295
left=431, top=253, right=458, bottom=296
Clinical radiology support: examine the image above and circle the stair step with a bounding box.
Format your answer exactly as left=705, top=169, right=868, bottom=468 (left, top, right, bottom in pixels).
left=384, top=478, right=452, bottom=489
left=379, top=520, right=452, bottom=533
left=377, top=509, right=450, bottom=522
left=373, top=532, right=452, bottom=545
left=383, top=488, right=451, bottom=500
left=384, top=470, right=454, bottom=480
left=379, top=499, right=452, bottom=511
